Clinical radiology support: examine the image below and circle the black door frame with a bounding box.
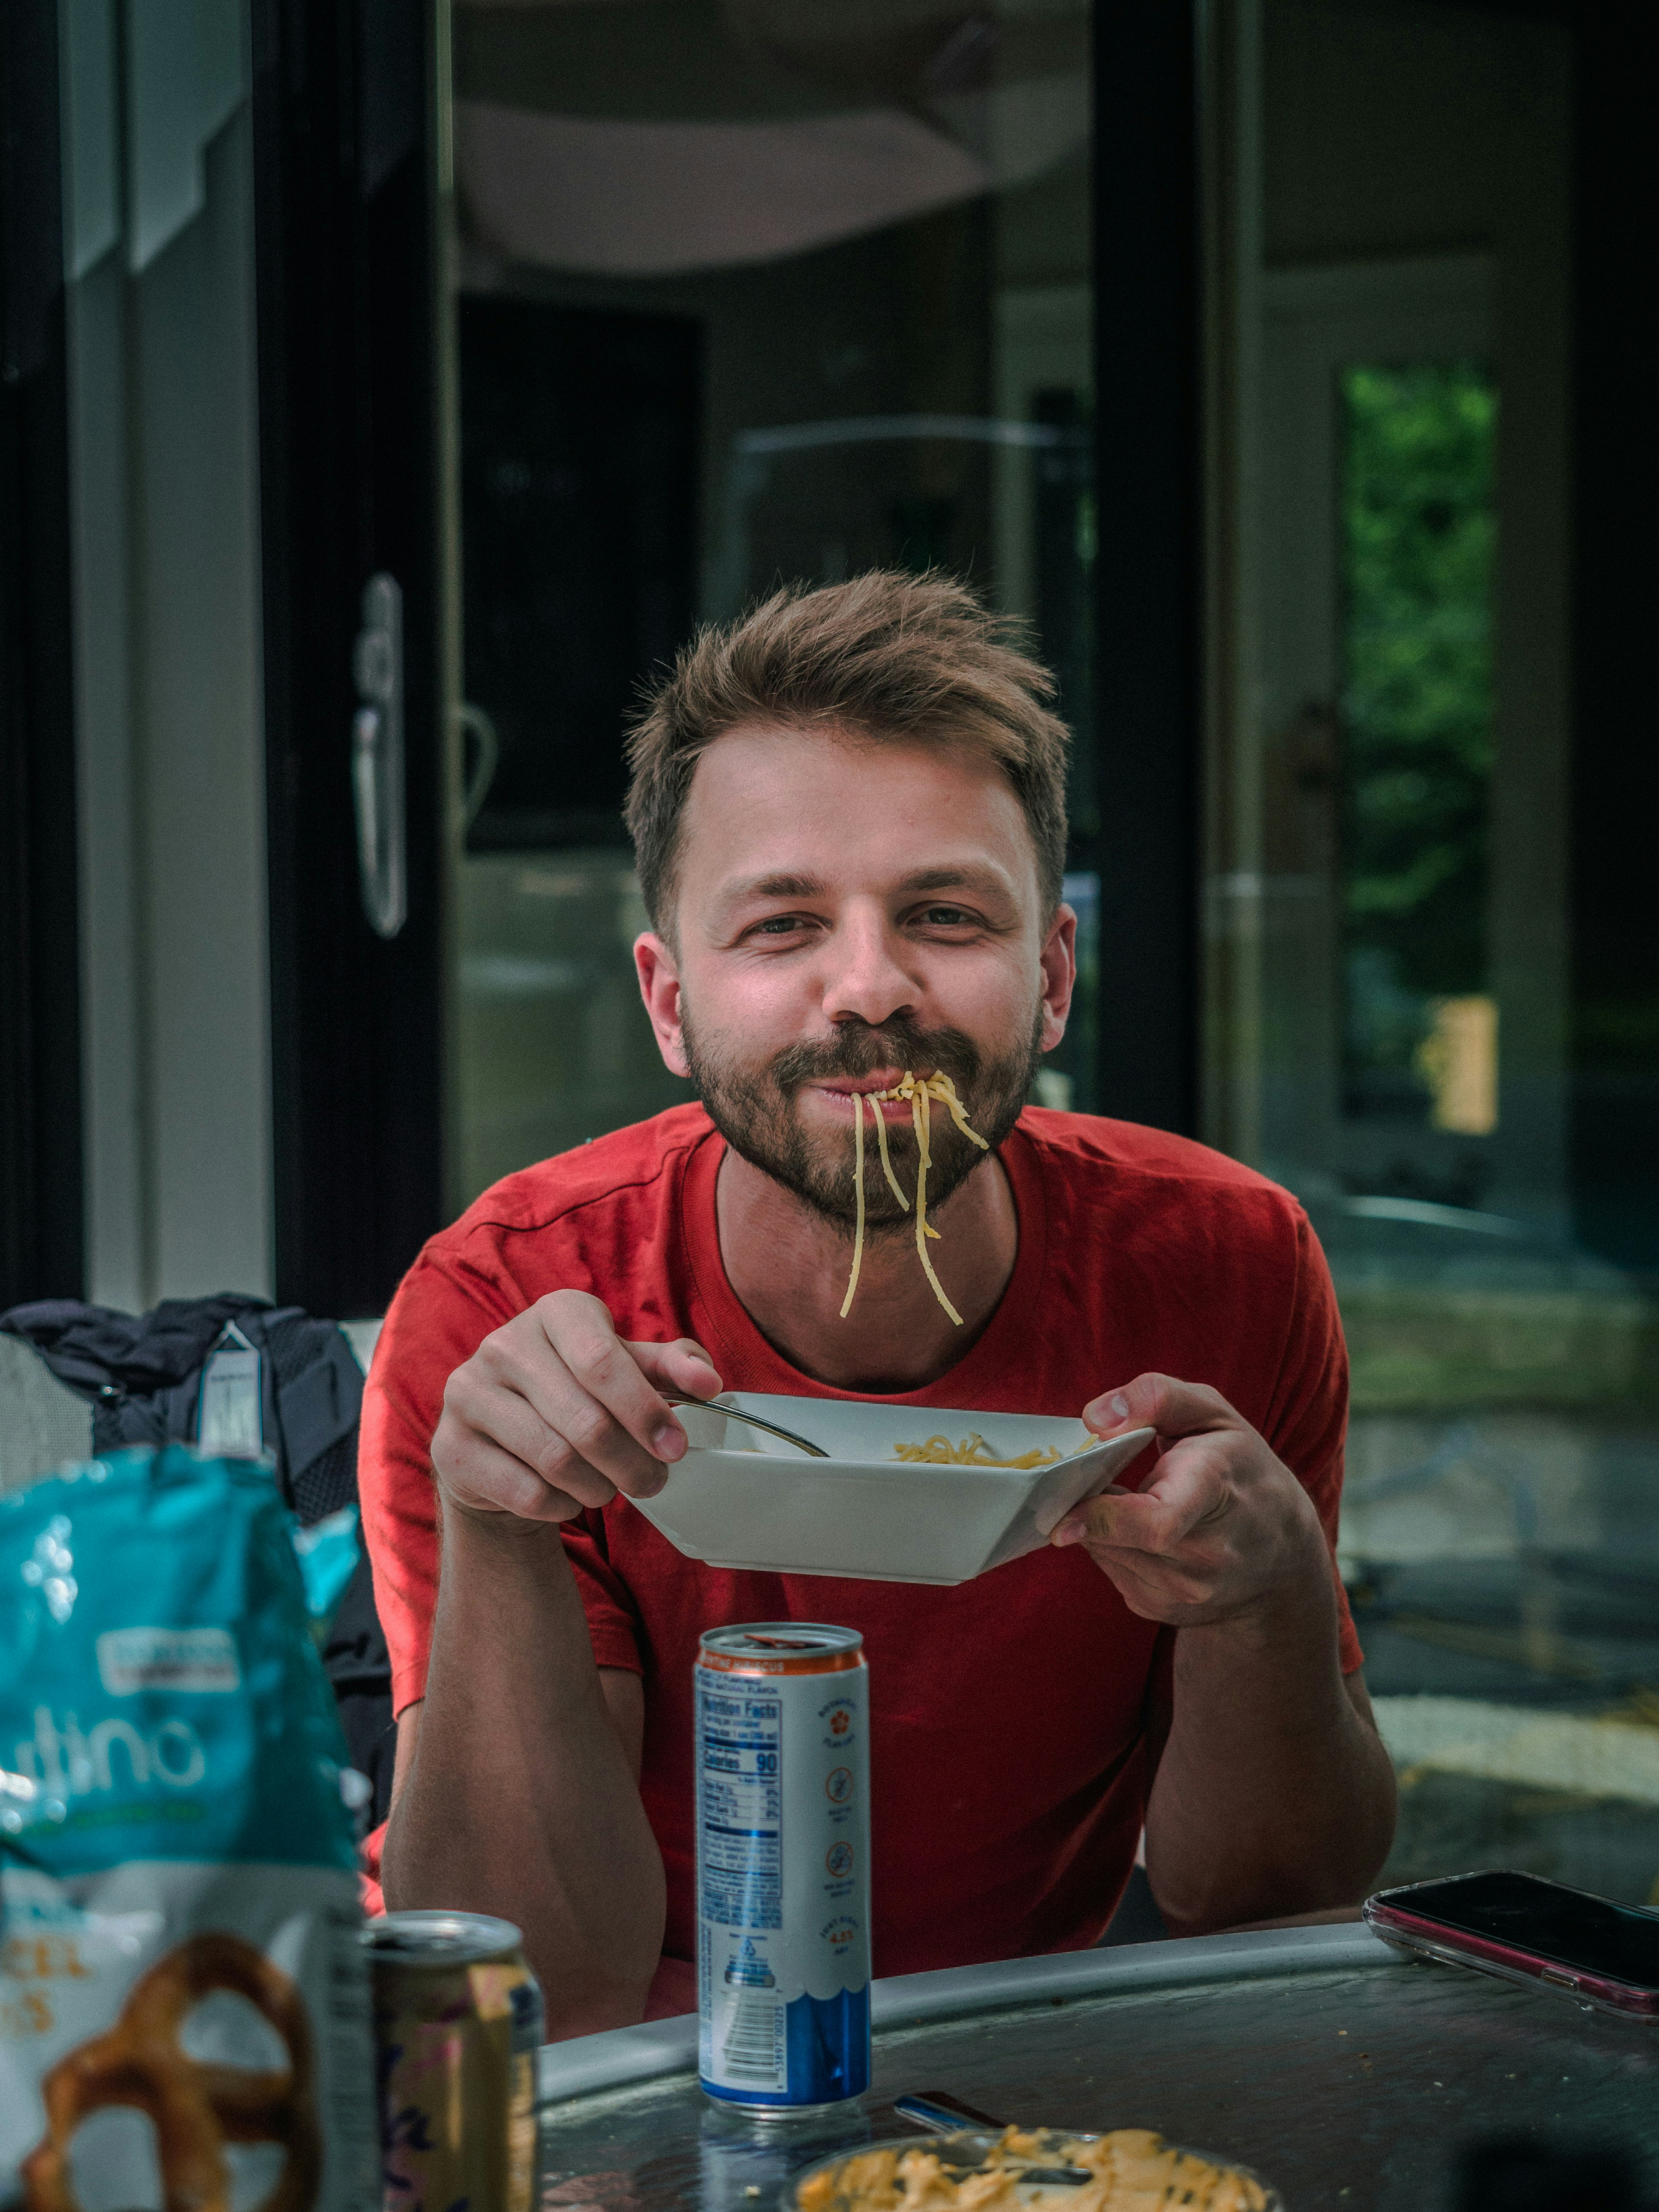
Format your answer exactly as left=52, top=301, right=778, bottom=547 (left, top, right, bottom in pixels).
left=0, top=0, right=83, bottom=1310
left=252, top=0, right=445, bottom=1317
left=1568, top=0, right=1659, bottom=1274
left=1090, top=1, right=1204, bottom=1138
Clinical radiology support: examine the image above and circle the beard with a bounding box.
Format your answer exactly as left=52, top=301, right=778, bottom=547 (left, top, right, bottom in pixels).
left=682, top=1001, right=1046, bottom=1234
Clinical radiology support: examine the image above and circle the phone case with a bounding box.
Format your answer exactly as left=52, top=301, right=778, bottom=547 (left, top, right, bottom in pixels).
left=1364, top=1882, right=1659, bottom=2020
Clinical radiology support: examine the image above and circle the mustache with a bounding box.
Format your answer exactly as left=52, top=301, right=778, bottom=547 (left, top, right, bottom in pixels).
left=766, top=1018, right=983, bottom=1096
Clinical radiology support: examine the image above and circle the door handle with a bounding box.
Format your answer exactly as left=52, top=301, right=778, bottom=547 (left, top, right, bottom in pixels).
left=351, top=572, right=407, bottom=938
left=454, top=700, right=500, bottom=830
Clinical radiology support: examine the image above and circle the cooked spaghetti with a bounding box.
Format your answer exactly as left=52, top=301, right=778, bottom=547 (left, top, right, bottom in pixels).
left=840, top=1071, right=990, bottom=1325
left=892, top=1433, right=1061, bottom=1471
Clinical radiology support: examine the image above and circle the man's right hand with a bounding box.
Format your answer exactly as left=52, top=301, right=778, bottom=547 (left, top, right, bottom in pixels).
left=431, top=1289, right=723, bottom=1522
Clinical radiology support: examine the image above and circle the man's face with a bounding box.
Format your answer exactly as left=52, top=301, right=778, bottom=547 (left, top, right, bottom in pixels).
left=634, top=725, right=1075, bottom=1233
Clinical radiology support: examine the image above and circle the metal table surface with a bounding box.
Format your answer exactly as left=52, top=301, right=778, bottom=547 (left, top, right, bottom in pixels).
left=534, top=1926, right=1659, bottom=2212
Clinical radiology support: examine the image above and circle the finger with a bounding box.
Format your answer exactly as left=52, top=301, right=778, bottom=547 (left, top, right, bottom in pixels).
left=509, top=1356, right=673, bottom=1496
left=1120, top=1436, right=1236, bottom=1526
left=467, top=1312, right=667, bottom=1496
left=537, top=1292, right=692, bottom=1481
left=1082, top=1371, right=1245, bottom=1443
left=1052, top=1446, right=1232, bottom=1553
left=1051, top=1490, right=1181, bottom=1554
left=434, top=1426, right=600, bottom=1524
left=1105, top=1560, right=1217, bottom=1619
left=629, top=1337, right=725, bottom=1407
left=441, top=1366, right=629, bottom=1511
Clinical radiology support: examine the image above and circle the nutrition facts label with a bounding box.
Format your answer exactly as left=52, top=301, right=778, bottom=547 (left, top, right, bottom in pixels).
left=696, top=1633, right=870, bottom=2106
left=698, top=1691, right=782, bottom=1930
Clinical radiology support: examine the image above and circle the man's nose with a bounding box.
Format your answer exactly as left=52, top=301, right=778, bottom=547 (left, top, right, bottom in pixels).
left=822, top=913, right=918, bottom=1030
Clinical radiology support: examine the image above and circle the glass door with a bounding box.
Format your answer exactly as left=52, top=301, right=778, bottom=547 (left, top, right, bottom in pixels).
left=1208, top=0, right=1659, bottom=1901
left=439, top=0, right=1097, bottom=1209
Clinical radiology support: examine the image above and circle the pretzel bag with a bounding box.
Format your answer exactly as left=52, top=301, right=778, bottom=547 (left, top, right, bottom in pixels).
left=0, top=1445, right=375, bottom=2212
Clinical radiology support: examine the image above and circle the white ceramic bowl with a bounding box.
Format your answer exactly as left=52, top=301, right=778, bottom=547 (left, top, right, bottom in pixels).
left=626, top=1393, right=1156, bottom=1585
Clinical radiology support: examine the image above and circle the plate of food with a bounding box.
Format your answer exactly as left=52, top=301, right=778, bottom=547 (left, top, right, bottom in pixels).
left=788, top=2128, right=1280, bottom=2212
left=626, top=1393, right=1155, bottom=1584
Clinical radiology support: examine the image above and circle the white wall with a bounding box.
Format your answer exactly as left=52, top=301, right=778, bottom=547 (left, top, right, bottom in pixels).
left=63, top=2, right=271, bottom=1308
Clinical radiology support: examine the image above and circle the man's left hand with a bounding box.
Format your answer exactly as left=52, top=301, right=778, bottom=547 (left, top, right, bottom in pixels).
left=1050, top=1372, right=1328, bottom=1628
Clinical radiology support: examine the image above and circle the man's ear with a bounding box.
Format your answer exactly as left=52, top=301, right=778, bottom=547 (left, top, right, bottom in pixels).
left=1039, top=903, right=1078, bottom=1052
left=634, top=932, right=690, bottom=1077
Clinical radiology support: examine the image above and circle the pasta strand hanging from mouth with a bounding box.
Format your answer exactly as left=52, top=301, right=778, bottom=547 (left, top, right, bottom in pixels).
left=870, top=1097, right=910, bottom=1209
left=838, top=1091, right=867, bottom=1319
left=910, top=1082, right=963, bottom=1325
left=838, top=1071, right=991, bottom=1325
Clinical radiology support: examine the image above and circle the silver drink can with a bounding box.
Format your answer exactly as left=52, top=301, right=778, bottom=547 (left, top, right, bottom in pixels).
left=695, top=1624, right=871, bottom=2112
left=362, top=1909, right=543, bottom=2212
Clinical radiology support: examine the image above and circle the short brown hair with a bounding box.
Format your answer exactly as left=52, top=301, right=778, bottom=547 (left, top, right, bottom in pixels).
left=624, top=571, right=1070, bottom=933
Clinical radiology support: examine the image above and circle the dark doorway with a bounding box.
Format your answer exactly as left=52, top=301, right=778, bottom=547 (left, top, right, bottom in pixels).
left=0, top=0, right=82, bottom=1309
left=460, top=300, right=701, bottom=853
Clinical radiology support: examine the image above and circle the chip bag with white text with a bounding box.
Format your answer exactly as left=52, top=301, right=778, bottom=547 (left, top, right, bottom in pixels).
left=0, top=1445, right=375, bottom=2212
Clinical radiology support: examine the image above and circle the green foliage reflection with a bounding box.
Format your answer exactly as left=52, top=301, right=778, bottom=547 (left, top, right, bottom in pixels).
left=1340, top=361, right=1497, bottom=1112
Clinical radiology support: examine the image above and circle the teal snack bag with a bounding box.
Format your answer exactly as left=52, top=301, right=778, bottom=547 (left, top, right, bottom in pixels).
left=0, top=1446, right=375, bottom=2212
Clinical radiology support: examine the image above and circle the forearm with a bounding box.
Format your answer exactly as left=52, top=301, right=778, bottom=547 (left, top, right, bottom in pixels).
left=380, top=1501, right=667, bottom=2035
left=1144, top=1572, right=1397, bottom=1936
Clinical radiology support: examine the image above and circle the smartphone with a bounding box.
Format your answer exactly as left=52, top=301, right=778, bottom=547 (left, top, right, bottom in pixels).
left=1364, top=1869, right=1659, bottom=2018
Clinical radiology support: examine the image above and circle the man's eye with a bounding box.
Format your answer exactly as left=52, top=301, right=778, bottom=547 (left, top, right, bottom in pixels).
left=919, top=906, right=974, bottom=927
left=752, top=915, right=804, bottom=937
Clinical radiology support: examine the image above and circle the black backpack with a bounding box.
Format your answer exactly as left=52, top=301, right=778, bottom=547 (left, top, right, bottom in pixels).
left=0, top=1295, right=398, bottom=1824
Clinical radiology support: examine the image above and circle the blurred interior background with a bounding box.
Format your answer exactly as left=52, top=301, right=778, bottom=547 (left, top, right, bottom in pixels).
left=2, top=0, right=1656, bottom=1907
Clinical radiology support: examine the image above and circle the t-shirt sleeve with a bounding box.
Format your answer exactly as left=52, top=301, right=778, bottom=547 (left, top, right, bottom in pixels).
left=357, top=1241, right=649, bottom=1715
left=1260, top=1205, right=1365, bottom=1677
left=560, top=1508, right=646, bottom=1676
left=357, top=1245, right=519, bottom=1716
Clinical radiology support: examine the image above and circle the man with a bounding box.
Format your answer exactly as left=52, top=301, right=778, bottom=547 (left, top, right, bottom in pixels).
left=362, top=571, right=1397, bottom=2039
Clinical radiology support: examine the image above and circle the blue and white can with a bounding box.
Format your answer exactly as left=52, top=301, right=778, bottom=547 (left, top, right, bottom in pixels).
left=695, top=1623, right=871, bottom=2111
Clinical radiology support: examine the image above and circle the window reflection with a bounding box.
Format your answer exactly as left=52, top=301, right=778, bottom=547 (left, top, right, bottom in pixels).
left=1212, top=0, right=1659, bottom=1906
left=446, top=0, right=1097, bottom=1205
left=1339, top=361, right=1497, bottom=1163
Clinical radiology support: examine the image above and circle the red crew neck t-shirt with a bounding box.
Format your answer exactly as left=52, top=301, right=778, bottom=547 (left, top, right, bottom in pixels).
left=358, top=1104, right=1361, bottom=1974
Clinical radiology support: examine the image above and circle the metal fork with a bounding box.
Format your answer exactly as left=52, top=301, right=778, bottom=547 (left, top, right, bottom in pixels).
left=662, top=1392, right=830, bottom=1458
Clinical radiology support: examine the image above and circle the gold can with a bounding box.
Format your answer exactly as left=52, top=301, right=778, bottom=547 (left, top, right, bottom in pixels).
left=364, top=1910, right=543, bottom=2212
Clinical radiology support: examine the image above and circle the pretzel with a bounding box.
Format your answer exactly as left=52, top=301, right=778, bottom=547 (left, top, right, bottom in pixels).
left=21, top=1931, right=321, bottom=2212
